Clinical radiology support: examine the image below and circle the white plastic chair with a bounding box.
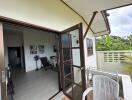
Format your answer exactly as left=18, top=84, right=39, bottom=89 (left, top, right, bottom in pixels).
left=82, top=75, right=119, bottom=100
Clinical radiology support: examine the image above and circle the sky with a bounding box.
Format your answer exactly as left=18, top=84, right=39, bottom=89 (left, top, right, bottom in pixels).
left=107, top=5, right=132, bottom=38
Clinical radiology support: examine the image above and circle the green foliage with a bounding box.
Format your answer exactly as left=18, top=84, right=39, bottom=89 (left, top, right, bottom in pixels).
left=121, top=55, right=132, bottom=77
left=123, top=55, right=132, bottom=60
left=96, top=35, right=132, bottom=51
left=128, top=35, right=132, bottom=46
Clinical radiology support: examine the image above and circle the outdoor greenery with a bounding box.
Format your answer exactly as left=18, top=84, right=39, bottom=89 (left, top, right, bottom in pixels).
left=96, top=35, right=132, bottom=78
left=96, top=35, right=132, bottom=51
left=121, top=55, right=132, bottom=77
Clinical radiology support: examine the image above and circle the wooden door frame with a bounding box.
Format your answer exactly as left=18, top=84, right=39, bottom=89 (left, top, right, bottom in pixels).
left=60, top=23, right=86, bottom=98
left=0, top=18, right=62, bottom=100
left=78, top=23, right=86, bottom=91
left=0, top=22, right=7, bottom=100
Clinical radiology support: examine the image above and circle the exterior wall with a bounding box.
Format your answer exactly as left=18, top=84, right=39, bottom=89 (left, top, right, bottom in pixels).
left=1, top=0, right=97, bottom=74
left=97, top=51, right=132, bottom=74
left=84, top=30, right=97, bottom=69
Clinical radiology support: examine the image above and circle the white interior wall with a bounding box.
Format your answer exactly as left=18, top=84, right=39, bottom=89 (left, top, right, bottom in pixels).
left=4, top=30, right=23, bottom=67
left=23, top=28, right=57, bottom=72
left=4, top=27, right=57, bottom=72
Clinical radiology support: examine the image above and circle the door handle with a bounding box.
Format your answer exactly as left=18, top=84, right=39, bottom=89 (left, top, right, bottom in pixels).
left=80, top=67, right=84, bottom=70
left=2, top=70, right=6, bottom=83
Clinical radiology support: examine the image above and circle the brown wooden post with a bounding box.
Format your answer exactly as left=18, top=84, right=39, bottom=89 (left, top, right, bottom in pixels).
left=78, top=23, right=87, bottom=91
left=0, top=22, right=7, bottom=100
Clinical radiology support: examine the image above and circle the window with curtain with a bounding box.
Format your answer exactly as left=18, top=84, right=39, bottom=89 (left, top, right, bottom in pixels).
left=86, top=38, right=93, bottom=56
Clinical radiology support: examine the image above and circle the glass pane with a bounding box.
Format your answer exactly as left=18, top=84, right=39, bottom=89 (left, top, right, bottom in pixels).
left=86, top=38, right=93, bottom=56
left=64, top=79, right=73, bottom=97
left=73, top=66, right=83, bottom=100
left=69, top=29, right=80, bottom=47
left=63, top=48, right=71, bottom=61
left=64, top=61, right=72, bottom=76
left=73, top=67, right=82, bottom=84
left=72, top=49, right=80, bottom=66
left=62, top=34, right=70, bottom=48
left=90, top=39, right=93, bottom=49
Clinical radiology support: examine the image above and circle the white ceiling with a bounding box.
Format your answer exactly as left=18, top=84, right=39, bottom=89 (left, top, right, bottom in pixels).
left=62, top=0, right=132, bottom=35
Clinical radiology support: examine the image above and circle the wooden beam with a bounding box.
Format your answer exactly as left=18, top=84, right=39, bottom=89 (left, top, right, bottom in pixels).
left=0, top=22, right=7, bottom=100
left=83, top=11, right=98, bottom=39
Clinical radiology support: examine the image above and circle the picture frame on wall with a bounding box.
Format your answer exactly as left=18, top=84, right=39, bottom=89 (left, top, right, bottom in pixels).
left=38, top=45, right=45, bottom=54
left=30, top=45, right=37, bottom=54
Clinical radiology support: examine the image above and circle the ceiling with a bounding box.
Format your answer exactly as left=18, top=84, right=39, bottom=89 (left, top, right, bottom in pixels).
left=62, top=0, right=132, bottom=36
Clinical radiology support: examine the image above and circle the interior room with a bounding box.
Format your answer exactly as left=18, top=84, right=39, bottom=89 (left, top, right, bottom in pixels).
left=3, top=23, right=60, bottom=100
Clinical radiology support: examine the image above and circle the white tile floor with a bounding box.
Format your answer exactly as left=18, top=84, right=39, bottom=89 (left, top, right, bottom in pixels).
left=51, top=92, right=64, bottom=100
left=12, top=69, right=59, bottom=100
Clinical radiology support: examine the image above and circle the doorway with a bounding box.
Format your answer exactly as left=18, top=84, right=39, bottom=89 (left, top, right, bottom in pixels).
left=3, top=23, right=61, bottom=100
left=8, top=47, right=23, bottom=70
left=0, top=20, right=86, bottom=100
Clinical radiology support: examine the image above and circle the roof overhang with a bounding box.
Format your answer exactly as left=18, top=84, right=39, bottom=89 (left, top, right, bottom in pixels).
left=62, top=0, right=132, bottom=36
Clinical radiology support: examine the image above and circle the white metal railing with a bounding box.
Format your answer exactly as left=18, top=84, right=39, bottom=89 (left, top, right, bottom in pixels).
left=97, top=50, right=132, bottom=63
left=96, top=50, right=132, bottom=74
left=104, top=52, right=125, bottom=63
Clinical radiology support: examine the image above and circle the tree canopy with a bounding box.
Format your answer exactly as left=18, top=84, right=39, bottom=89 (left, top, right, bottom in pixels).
left=96, top=35, right=132, bottom=51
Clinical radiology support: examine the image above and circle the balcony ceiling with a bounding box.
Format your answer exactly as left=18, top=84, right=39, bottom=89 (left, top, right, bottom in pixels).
left=62, top=0, right=132, bottom=36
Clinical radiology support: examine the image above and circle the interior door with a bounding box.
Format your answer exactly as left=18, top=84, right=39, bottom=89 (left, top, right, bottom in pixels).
left=60, top=23, right=86, bottom=100
left=8, top=47, right=21, bottom=69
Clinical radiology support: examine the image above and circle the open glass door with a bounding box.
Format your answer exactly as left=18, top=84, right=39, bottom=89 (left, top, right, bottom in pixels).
left=60, top=23, right=86, bottom=100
